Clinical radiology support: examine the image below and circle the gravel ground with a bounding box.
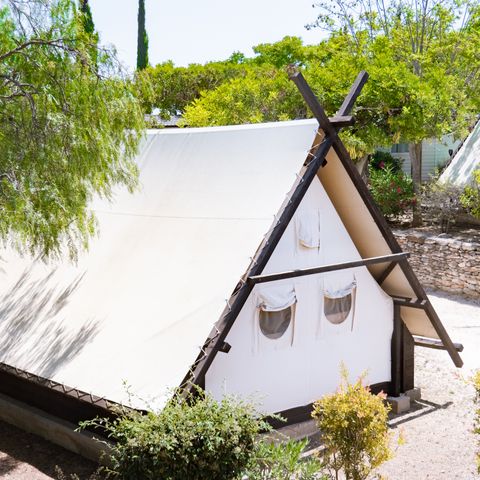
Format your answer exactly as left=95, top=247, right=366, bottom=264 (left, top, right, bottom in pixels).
left=377, top=290, right=480, bottom=480
left=0, top=290, right=478, bottom=479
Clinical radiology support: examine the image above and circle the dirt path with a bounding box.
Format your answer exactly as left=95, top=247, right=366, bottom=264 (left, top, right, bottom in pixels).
left=0, top=421, right=98, bottom=479
left=0, top=290, right=478, bottom=479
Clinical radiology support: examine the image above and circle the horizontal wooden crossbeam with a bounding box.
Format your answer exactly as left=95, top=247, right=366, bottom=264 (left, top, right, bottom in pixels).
left=393, top=298, right=428, bottom=309
left=248, top=252, right=410, bottom=285
left=413, top=335, right=464, bottom=352
left=329, top=115, right=355, bottom=127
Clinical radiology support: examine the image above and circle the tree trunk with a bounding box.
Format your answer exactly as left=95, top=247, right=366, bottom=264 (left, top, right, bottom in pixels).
left=409, top=142, right=423, bottom=226
left=355, top=154, right=370, bottom=182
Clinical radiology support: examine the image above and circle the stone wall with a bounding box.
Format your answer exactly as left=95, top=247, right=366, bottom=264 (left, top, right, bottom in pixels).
left=394, top=230, right=480, bottom=298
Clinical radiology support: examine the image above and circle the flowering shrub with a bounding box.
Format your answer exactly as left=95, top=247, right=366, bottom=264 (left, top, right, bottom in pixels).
left=368, top=164, right=416, bottom=218
left=369, top=150, right=403, bottom=173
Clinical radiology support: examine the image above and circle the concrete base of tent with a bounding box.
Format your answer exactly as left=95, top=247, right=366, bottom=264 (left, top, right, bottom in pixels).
left=387, top=394, right=411, bottom=414
left=272, top=419, right=318, bottom=443
left=0, top=392, right=111, bottom=463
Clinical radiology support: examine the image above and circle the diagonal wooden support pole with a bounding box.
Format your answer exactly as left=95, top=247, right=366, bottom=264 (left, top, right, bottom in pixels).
left=289, top=70, right=368, bottom=166
left=337, top=71, right=369, bottom=116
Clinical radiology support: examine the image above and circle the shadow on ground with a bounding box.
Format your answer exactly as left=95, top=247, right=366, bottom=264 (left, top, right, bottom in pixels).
left=0, top=420, right=101, bottom=479
left=388, top=397, right=453, bottom=429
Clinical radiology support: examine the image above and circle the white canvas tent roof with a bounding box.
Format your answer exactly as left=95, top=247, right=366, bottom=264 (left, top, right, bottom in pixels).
left=0, top=120, right=319, bottom=410
left=0, top=113, right=462, bottom=416
left=440, top=119, right=480, bottom=186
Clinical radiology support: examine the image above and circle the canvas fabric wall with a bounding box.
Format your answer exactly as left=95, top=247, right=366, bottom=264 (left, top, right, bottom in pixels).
left=205, top=176, right=393, bottom=414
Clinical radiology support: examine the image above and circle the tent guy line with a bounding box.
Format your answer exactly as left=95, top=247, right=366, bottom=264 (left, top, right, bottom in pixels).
left=93, top=210, right=273, bottom=221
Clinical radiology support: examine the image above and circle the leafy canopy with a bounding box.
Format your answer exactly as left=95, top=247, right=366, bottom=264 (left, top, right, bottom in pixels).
left=139, top=0, right=480, bottom=166
left=0, top=0, right=144, bottom=258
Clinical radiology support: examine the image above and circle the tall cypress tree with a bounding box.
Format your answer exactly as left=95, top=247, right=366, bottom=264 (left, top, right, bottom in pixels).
left=137, top=0, right=149, bottom=70
left=79, top=0, right=95, bottom=36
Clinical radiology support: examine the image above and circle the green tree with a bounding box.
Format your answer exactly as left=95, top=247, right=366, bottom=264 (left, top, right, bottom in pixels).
left=307, top=0, right=480, bottom=224
left=137, top=0, right=149, bottom=70
left=0, top=0, right=144, bottom=258
left=79, top=0, right=94, bottom=35
left=252, top=36, right=307, bottom=67
left=183, top=67, right=305, bottom=126
left=135, top=59, right=254, bottom=117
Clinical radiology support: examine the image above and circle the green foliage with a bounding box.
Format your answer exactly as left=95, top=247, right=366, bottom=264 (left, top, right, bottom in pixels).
left=312, top=369, right=392, bottom=480
left=474, top=370, right=480, bottom=473
left=81, top=392, right=271, bottom=480
left=422, top=181, right=465, bottom=232
left=135, top=60, right=253, bottom=117
left=308, top=0, right=480, bottom=223
left=183, top=69, right=304, bottom=126
left=136, top=0, right=148, bottom=70
left=368, top=164, right=416, bottom=218
left=252, top=36, right=307, bottom=68
left=245, top=438, right=325, bottom=480
left=461, top=169, right=480, bottom=219
left=79, top=0, right=94, bottom=36
left=369, top=150, right=402, bottom=173
left=0, top=0, right=144, bottom=258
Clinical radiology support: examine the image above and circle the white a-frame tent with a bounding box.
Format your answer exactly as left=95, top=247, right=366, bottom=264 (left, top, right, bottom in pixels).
left=440, top=117, right=480, bottom=187
left=0, top=72, right=462, bottom=430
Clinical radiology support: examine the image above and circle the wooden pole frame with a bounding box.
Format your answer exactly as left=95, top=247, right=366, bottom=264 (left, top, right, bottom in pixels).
left=248, top=252, right=409, bottom=285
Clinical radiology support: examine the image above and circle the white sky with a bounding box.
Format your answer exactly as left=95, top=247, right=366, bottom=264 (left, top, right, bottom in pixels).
left=89, top=0, right=325, bottom=71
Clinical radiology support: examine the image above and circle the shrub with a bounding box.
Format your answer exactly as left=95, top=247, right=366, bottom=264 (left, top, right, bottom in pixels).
left=369, top=150, right=403, bottom=173
left=368, top=164, right=416, bottom=218
left=312, top=369, right=392, bottom=480
left=422, top=181, right=465, bottom=232
left=474, top=370, right=480, bottom=473
left=81, top=392, right=270, bottom=480
left=461, top=169, right=480, bottom=219
left=245, top=438, right=326, bottom=480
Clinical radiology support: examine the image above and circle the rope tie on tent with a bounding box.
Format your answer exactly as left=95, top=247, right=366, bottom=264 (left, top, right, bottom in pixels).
left=295, top=173, right=305, bottom=183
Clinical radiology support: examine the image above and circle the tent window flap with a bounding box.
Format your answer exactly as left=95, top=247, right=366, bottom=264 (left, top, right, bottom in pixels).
left=322, top=273, right=357, bottom=331
left=324, top=294, right=352, bottom=325
left=256, top=286, right=296, bottom=341
left=296, top=209, right=321, bottom=249
left=259, top=307, right=292, bottom=339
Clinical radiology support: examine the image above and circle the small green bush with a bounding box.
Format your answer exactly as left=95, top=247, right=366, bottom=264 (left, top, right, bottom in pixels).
left=245, top=438, right=325, bottom=480
left=312, top=369, right=392, bottom=480
left=368, top=164, right=416, bottom=218
left=81, top=392, right=269, bottom=480
left=461, top=169, right=480, bottom=219
left=474, top=370, right=480, bottom=473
